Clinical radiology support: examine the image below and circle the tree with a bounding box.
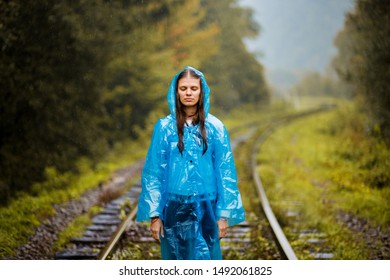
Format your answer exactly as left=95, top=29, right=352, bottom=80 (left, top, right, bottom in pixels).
left=333, top=0, right=390, bottom=142
left=102, top=0, right=221, bottom=140
left=0, top=0, right=109, bottom=201
left=200, top=0, right=270, bottom=110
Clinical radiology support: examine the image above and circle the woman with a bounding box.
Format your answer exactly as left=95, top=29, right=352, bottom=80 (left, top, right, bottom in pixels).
left=136, top=66, right=245, bottom=260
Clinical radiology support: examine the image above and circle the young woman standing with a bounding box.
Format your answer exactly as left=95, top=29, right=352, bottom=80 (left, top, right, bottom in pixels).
left=136, top=66, right=245, bottom=260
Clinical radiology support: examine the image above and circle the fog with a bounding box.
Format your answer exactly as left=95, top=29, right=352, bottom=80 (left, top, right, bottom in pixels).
left=239, top=0, right=354, bottom=87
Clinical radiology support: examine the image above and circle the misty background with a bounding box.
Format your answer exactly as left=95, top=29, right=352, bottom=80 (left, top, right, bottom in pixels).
left=240, top=0, right=354, bottom=88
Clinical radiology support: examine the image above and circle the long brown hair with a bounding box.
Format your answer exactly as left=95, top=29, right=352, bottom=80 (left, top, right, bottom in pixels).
left=175, top=69, right=208, bottom=155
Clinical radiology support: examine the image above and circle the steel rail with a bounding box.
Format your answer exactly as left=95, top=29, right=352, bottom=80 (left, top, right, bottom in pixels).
left=98, top=205, right=138, bottom=260
left=251, top=119, right=298, bottom=260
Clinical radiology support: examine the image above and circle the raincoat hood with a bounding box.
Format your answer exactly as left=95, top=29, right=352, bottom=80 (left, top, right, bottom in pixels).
left=167, top=66, right=210, bottom=117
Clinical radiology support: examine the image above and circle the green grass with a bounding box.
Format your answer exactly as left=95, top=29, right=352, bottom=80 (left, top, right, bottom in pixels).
left=111, top=242, right=161, bottom=260
left=256, top=101, right=389, bottom=259
left=53, top=205, right=102, bottom=252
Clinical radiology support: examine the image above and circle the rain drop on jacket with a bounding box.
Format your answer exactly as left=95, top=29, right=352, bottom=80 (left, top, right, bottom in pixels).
left=136, top=66, right=245, bottom=259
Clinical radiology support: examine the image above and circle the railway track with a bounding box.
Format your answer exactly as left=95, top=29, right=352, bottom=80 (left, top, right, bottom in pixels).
left=55, top=106, right=335, bottom=260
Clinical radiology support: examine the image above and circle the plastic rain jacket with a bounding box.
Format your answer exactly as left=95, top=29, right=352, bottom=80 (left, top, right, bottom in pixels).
left=136, top=66, right=245, bottom=259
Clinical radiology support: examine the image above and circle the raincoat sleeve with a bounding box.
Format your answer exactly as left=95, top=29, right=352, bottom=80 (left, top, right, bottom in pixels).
left=214, top=125, right=245, bottom=226
left=136, top=120, right=168, bottom=222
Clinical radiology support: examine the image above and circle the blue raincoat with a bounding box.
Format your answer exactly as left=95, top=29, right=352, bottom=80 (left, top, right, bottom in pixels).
left=136, top=66, right=245, bottom=259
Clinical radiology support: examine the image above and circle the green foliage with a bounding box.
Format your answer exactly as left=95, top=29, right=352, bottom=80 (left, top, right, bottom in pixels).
left=200, top=0, right=270, bottom=110
left=333, top=0, right=390, bottom=144
left=30, top=167, right=72, bottom=196
left=326, top=103, right=390, bottom=190
left=0, top=0, right=109, bottom=200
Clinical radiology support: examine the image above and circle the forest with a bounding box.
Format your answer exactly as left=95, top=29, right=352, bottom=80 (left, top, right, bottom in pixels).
left=0, top=0, right=269, bottom=204
left=332, top=0, right=389, bottom=143
left=0, top=0, right=389, bottom=205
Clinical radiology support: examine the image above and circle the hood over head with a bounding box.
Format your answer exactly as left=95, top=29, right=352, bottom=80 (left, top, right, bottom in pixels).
left=167, top=66, right=210, bottom=117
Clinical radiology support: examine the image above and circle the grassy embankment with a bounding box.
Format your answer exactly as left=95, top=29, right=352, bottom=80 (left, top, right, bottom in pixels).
left=256, top=100, right=390, bottom=259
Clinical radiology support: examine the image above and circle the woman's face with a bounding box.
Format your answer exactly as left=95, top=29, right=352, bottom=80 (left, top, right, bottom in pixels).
left=177, top=76, right=201, bottom=108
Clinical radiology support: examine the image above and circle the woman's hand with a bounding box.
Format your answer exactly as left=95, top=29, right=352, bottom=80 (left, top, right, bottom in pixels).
left=217, top=219, right=228, bottom=239
left=150, top=217, right=164, bottom=242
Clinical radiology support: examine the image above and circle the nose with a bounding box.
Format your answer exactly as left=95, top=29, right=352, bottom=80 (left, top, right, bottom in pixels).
left=185, top=89, right=192, bottom=95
